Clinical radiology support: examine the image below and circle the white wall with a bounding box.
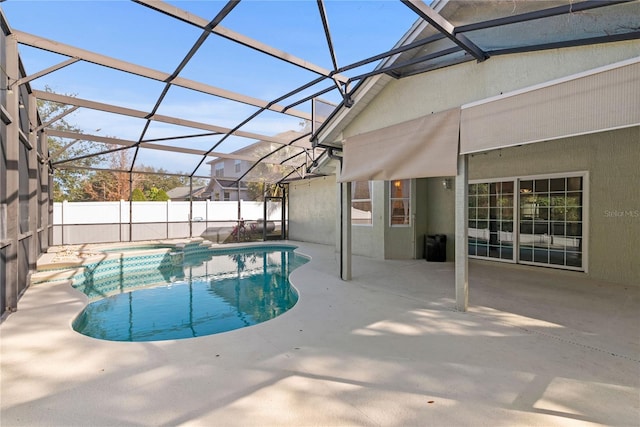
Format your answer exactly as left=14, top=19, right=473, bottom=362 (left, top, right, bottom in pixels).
left=53, top=200, right=280, bottom=224
left=52, top=200, right=282, bottom=245
left=288, top=176, right=336, bottom=245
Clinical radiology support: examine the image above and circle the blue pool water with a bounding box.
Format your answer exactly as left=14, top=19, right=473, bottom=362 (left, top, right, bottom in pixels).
left=71, top=245, right=309, bottom=342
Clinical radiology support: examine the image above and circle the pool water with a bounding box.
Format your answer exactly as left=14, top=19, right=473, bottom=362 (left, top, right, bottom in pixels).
left=72, top=245, right=308, bottom=342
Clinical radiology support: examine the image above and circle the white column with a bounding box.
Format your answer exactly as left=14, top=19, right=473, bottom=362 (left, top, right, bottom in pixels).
left=341, top=181, right=352, bottom=280
left=455, top=154, right=469, bottom=311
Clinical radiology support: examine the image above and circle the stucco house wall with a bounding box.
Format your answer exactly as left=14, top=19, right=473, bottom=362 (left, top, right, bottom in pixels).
left=351, top=180, right=386, bottom=259
left=288, top=176, right=336, bottom=246
left=468, top=127, right=639, bottom=285
left=318, top=41, right=639, bottom=284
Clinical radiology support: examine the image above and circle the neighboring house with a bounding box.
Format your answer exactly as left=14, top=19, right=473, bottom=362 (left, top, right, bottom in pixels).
left=288, top=0, right=639, bottom=287
left=207, top=130, right=310, bottom=201
left=166, top=186, right=209, bottom=201
left=208, top=179, right=249, bottom=202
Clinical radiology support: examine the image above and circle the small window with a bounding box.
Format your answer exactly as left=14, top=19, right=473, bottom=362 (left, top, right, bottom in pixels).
left=223, top=191, right=230, bottom=201
left=389, top=179, right=410, bottom=226
left=215, top=163, right=224, bottom=177
left=234, top=160, right=241, bottom=173
left=351, top=181, right=372, bottom=225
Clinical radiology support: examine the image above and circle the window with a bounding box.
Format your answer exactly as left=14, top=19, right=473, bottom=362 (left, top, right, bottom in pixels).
left=351, top=181, right=372, bottom=225
left=234, top=160, right=241, bottom=173
left=223, top=191, right=230, bottom=201
left=390, top=179, right=410, bottom=226
left=215, top=163, right=224, bottom=177
left=469, top=173, right=586, bottom=271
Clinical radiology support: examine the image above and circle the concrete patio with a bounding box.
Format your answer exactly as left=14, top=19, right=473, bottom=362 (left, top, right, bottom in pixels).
left=1, top=241, right=638, bottom=426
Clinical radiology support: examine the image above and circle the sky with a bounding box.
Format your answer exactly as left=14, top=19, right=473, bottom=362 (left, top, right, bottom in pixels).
left=1, top=1, right=419, bottom=176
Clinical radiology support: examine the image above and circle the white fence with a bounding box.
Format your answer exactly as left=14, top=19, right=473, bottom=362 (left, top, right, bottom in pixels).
left=53, top=200, right=283, bottom=245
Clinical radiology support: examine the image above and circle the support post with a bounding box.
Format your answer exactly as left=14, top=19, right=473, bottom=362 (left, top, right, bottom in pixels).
left=4, top=34, right=19, bottom=313
left=188, top=177, right=193, bottom=238
left=340, top=181, right=352, bottom=280
left=61, top=200, right=66, bottom=244
left=281, top=186, right=287, bottom=240
left=455, top=154, right=469, bottom=311
left=48, top=169, right=54, bottom=245
left=128, top=173, right=133, bottom=242
left=263, top=190, right=268, bottom=241
left=236, top=181, right=241, bottom=243
left=39, top=131, right=50, bottom=251
left=28, top=93, right=38, bottom=271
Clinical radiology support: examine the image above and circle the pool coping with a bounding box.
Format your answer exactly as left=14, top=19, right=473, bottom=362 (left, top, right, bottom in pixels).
left=31, top=239, right=306, bottom=285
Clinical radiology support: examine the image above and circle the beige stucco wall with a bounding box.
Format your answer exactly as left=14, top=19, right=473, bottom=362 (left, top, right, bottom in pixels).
left=351, top=181, right=385, bottom=259
left=345, top=129, right=639, bottom=281
left=288, top=176, right=336, bottom=246
left=384, top=180, right=417, bottom=260
left=469, top=127, right=639, bottom=285
left=302, top=41, right=639, bottom=277
left=342, top=41, right=640, bottom=139
left=423, top=177, right=457, bottom=262
left=331, top=40, right=639, bottom=281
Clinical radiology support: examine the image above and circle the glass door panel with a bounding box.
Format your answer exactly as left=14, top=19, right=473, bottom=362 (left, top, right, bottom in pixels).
left=469, top=180, right=514, bottom=261
left=519, top=176, right=583, bottom=269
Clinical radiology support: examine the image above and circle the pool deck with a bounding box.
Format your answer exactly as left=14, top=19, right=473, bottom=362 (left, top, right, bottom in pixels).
left=1, top=241, right=639, bottom=426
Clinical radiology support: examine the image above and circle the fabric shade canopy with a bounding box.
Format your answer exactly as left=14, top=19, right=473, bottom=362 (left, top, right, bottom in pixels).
left=338, top=107, right=460, bottom=182
left=460, top=58, right=640, bottom=154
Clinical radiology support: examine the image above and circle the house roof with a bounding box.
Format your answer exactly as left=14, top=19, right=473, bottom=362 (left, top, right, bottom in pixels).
left=166, top=186, right=207, bottom=200
left=206, top=129, right=309, bottom=165
left=211, top=179, right=248, bottom=190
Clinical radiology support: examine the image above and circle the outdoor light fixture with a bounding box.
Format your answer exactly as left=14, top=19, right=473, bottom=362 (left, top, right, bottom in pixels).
left=442, top=178, right=452, bottom=190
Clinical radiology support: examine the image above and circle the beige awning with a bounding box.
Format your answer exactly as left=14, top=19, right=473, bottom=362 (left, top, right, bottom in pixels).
left=338, top=108, right=460, bottom=182
left=460, top=59, right=640, bottom=154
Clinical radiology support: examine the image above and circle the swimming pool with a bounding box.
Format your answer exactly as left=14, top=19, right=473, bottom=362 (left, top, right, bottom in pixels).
left=71, top=244, right=309, bottom=342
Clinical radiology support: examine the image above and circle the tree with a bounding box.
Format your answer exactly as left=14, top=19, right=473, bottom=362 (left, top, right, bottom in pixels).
left=247, top=181, right=282, bottom=201
left=37, top=86, right=106, bottom=201
left=137, top=166, right=207, bottom=199
left=147, top=187, right=169, bottom=201
left=82, top=170, right=116, bottom=201
left=82, top=148, right=143, bottom=201
left=131, top=188, right=146, bottom=201
left=39, top=87, right=206, bottom=201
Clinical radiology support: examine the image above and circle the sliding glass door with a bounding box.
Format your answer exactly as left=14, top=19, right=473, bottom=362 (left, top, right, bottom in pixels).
left=469, top=173, right=585, bottom=271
